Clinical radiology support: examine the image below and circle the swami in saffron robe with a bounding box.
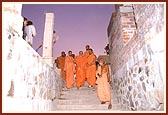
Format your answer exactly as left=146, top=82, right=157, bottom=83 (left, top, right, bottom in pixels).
left=64, top=56, right=75, bottom=88
left=86, top=53, right=96, bottom=86
left=75, top=55, right=85, bottom=88
left=96, top=65, right=111, bottom=103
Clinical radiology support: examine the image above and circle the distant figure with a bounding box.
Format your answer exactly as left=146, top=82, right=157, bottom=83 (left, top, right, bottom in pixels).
left=83, top=45, right=90, bottom=81
left=86, top=49, right=96, bottom=87
left=55, top=51, right=66, bottom=80
left=64, top=51, right=75, bottom=89
left=22, top=17, right=28, bottom=40
left=84, top=45, right=90, bottom=57
left=74, top=51, right=85, bottom=89
left=53, top=30, right=59, bottom=46
left=96, top=58, right=112, bottom=109
left=25, top=20, right=36, bottom=46
left=104, top=44, right=110, bottom=55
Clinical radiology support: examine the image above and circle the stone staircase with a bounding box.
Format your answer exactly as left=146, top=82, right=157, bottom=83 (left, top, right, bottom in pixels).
left=51, top=83, right=122, bottom=112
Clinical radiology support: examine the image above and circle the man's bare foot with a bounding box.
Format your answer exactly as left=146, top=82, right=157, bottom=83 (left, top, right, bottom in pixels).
left=108, top=103, right=112, bottom=109
left=101, top=101, right=106, bottom=104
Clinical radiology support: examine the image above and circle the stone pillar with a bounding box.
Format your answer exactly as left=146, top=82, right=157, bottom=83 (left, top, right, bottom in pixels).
left=42, top=13, right=54, bottom=67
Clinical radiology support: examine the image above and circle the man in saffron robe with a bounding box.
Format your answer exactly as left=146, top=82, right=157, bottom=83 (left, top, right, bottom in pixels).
left=55, top=51, right=66, bottom=80
left=83, top=45, right=90, bottom=81
left=64, top=51, right=75, bottom=89
left=84, top=45, right=90, bottom=57
left=96, top=58, right=112, bottom=109
left=86, top=49, right=96, bottom=87
left=75, top=51, right=85, bottom=89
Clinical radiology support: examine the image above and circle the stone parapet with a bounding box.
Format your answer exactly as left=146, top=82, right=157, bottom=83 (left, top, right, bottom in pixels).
left=2, top=3, right=64, bottom=112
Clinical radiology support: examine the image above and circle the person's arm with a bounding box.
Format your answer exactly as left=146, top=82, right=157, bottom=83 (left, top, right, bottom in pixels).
left=96, top=65, right=102, bottom=78
left=106, top=65, right=111, bottom=82
left=32, top=25, right=36, bottom=37
left=88, top=55, right=96, bottom=66
left=64, top=57, right=67, bottom=71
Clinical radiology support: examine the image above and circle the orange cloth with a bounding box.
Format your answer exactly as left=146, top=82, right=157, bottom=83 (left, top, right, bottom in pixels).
left=64, top=56, right=75, bottom=88
left=84, top=50, right=89, bottom=58
left=75, top=56, right=85, bottom=88
left=96, top=65, right=111, bottom=102
left=83, top=50, right=89, bottom=80
left=57, top=56, right=66, bottom=80
left=86, top=54, right=96, bottom=86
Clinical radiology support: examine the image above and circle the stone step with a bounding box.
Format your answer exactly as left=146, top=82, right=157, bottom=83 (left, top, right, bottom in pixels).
left=56, top=93, right=120, bottom=102
left=62, top=88, right=97, bottom=92
left=59, top=96, right=117, bottom=102
left=53, top=104, right=121, bottom=110
left=59, top=95, right=99, bottom=99
left=61, top=90, right=114, bottom=96
left=59, top=95, right=117, bottom=102
left=59, top=92, right=118, bottom=103
left=61, top=92, right=115, bottom=96
left=60, top=90, right=97, bottom=95
left=60, top=91, right=114, bottom=97
left=55, top=99, right=120, bottom=106
left=60, top=93, right=97, bottom=97
left=54, top=84, right=121, bottom=111
left=62, top=87, right=97, bottom=91
left=62, top=86, right=113, bottom=90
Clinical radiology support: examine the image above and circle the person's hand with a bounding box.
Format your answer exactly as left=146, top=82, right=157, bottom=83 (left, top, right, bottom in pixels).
left=108, top=79, right=111, bottom=83
left=97, top=73, right=100, bottom=77
left=97, top=73, right=102, bottom=78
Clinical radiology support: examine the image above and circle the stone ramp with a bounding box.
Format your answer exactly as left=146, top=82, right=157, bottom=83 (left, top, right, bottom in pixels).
left=51, top=84, right=122, bottom=111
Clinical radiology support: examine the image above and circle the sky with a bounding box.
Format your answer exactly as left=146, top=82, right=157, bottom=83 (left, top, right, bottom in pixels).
left=22, top=4, right=115, bottom=58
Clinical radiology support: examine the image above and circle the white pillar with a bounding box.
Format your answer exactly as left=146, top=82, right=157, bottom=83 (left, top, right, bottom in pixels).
left=42, top=13, right=54, bottom=67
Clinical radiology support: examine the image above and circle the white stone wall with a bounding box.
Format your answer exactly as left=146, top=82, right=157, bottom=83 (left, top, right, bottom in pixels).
left=109, top=4, right=165, bottom=111
left=2, top=3, right=64, bottom=112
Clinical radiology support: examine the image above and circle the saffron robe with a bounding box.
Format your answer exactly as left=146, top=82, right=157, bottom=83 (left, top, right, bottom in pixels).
left=64, top=56, right=75, bottom=88
left=57, top=56, right=66, bottom=80
left=86, top=54, right=96, bottom=86
left=83, top=50, right=89, bottom=80
left=96, top=65, right=111, bottom=102
left=75, top=56, right=85, bottom=88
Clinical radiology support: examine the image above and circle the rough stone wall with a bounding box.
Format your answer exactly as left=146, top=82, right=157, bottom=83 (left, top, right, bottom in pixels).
left=3, top=3, right=64, bottom=112
left=108, top=4, right=165, bottom=111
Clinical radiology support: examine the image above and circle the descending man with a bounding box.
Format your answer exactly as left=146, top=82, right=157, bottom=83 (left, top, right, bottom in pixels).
left=96, top=58, right=112, bottom=109
left=86, top=49, right=96, bottom=87
left=24, top=20, right=36, bottom=46
left=55, top=51, right=66, bottom=80
left=83, top=45, right=90, bottom=81
left=75, top=51, right=85, bottom=89
left=84, top=45, right=90, bottom=57
left=64, top=51, right=75, bottom=89
left=22, top=17, right=28, bottom=40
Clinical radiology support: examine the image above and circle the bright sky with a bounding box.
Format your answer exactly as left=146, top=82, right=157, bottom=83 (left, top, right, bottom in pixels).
left=22, top=4, right=115, bottom=58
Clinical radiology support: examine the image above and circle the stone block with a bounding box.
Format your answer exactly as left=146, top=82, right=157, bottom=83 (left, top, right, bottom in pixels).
left=128, top=86, right=132, bottom=91
left=140, top=76, right=144, bottom=81
left=120, top=6, right=133, bottom=13
left=142, top=82, right=146, bottom=92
